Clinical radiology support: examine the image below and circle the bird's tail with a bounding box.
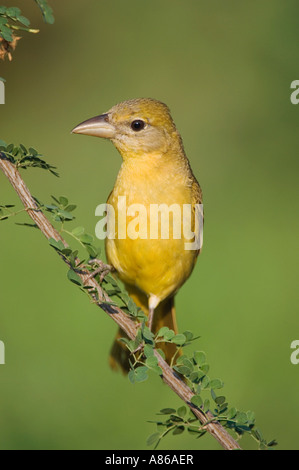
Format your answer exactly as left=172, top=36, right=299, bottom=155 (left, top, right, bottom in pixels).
left=109, top=285, right=179, bottom=374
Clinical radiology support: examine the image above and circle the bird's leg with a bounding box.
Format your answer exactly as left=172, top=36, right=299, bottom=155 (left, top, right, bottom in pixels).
left=148, top=295, right=160, bottom=332
left=148, top=306, right=155, bottom=331
left=86, top=258, right=114, bottom=283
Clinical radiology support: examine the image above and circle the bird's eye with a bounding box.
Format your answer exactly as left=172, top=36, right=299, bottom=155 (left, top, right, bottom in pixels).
left=131, top=119, right=145, bottom=131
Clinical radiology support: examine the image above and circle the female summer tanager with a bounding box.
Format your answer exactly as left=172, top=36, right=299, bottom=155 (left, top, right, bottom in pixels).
left=72, top=98, right=203, bottom=372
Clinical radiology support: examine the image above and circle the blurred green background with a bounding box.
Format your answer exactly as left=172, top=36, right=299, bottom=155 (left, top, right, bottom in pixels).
left=0, top=0, right=298, bottom=450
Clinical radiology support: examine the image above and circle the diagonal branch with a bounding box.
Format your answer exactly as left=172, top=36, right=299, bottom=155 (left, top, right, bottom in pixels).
left=0, top=155, right=241, bottom=450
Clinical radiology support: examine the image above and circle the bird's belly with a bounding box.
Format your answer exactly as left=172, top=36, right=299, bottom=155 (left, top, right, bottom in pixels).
left=106, top=235, right=196, bottom=300
left=105, top=169, right=199, bottom=300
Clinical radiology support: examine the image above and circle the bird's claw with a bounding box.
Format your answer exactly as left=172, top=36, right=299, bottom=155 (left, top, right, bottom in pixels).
left=86, top=258, right=114, bottom=283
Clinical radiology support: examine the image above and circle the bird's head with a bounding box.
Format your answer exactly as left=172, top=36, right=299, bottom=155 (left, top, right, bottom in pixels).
left=72, top=98, right=183, bottom=159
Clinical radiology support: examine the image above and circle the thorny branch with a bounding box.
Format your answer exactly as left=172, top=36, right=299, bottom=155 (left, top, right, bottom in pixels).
left=0, top=154, right=242, bottom=450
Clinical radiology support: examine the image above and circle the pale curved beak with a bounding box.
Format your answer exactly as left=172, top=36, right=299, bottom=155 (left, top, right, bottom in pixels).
left=71, top=113, right=116, bottom=139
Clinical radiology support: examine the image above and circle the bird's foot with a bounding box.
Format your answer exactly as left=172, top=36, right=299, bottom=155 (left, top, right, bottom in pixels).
left=86, top=258, right=114, bottom=283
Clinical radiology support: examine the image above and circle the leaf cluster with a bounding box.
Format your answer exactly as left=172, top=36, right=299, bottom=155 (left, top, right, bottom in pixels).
left=0, top=6, right=32, bottom=41
left=121, top=327, right=197, bottom=385
left=146, top=336, right=277, bottom=450
left=147, top=406, right=206, bottom=449
left=0, top=203, right=16, bottom=221
left=0, top=2, right=54, bottom=60
left=45, top=197, right=102, bottom=289
left=120, top=326, right=163, bottom=384
left=0, top=143, right=59, bottom=176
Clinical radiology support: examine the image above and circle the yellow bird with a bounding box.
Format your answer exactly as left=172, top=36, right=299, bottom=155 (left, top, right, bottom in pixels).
left=72, top=98, right=203, bottom=372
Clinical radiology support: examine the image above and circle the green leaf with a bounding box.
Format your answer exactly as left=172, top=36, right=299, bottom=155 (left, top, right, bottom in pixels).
left=171, top=334, right=186, bottom=345
left=189, top=370, right=205, bottom=383
left=236, top=412, right=248, bottom=425
left=67, top=269, right=83, bottom=286
left=177, top=406, right=187, bottom=418
left=173, top=426, right=184, bottom=435
left=17, top=15, right=31, bottom=27
left=144, top=344, right=154, bottom=358
left=118, top=337, right=131, bottom=347
left=72, top=226, right=85, bottom=237
left=191, top=395, right=203, bottom=408
left=215, top=396, right=226, bottom=406
left=182, top=330, right=194, bottom=342
left=0, top=24, right=13, bottom=42
left=57, top=209, right=74, bottom=221
left=128, top=369, right=135, bottom=384
left=252, top=428, right=264, bottom=443
left=211, top=389, right=217, bottom=402
left=127, top=297, right=138, bottom=316
left=267, top=440, right=278, bottom=448
left=105, top=274, right=120, bottom=288
left=145, top=356, right=158, bottom=368
left=163, top=329, right=175, bottom=341
left=118, top=337, right=139, bottom=353
left=246, top=410, right=255, bottom=425
left=194, top=351, right=206, bottom=366
left=85, top=244, right=99, bottom=258
left=51, top=195, right=60, bottom=205
left=156, top=326, right=170, bottom=338
left=19, top=144, right=27, bottom=154
left=210, top=379, right=224, bottom=390
left=6, top=7, right=21, bottom=17
left=158, top=408, right=176, bottom=415
left=175, top=354, right=188, bottom=365
left=201, top=375, right=210, bottom=389
left=203, top=399, right=210, bottom=412
left=59, top=196, right=68, bottom=207
left=173, top=365, right=191, bottom=376
left=80, top=233, right=94, bottom=245
left=134, top=366, right=149, bottom=383
left=65, top=204, right=77, bottom=212
left=227, top=407, right=237, bottom=419
left=182, top=358, right=194, bottom=370
left=142, top=325, right=154, bottom=343
left=49, top=238, right=65, bottom=252
left=200, top=363, right=210, bottom=374
left=146, top=432, right=160, bottom=446
left=35, top=0, right=55, bottom=24
left=28, top=147, right=38, bottom=156
left=69, top=250, right=78, bottom=268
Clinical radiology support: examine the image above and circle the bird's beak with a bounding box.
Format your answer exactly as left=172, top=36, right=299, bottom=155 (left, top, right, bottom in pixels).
left=71, top=113, right=116, bottom=139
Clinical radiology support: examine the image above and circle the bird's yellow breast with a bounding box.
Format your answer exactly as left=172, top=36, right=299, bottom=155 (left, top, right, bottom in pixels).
left=105, top=153, right=199, bottom=301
